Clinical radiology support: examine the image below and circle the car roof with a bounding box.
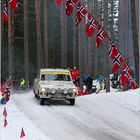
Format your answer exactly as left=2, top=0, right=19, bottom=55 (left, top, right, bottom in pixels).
left=40, top=68, right=70, bottom=73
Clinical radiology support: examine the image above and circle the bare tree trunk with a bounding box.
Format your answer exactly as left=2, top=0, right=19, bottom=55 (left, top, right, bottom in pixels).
left=61, top=4, right=67, bottom=68
left=103, top=0, right=110, bottom=92
left=130, top=0, right=139, bottom=85
left=78, top=25, right=84, bottom=90
left=93, top=0, right=98, bottom=78
left=35, top=0, right=44, bottom=70
left=78, top=16, right=86, bottom=89
left=61, top=5, right=64, bottom=68
left=64, top=13, right=67, bottom=68
left=73, top=11, right=76, bottom=67
left=87, top=1, right=92, bottom=75
left=44, top=0, right=48, bottom=67
left=98, top=0, right=104, bottom=73
left=8, top=4, right=13, bottom=88
left=24, top=0, right=29, bottom=90
left=83, top=2, right=88, bottom=74
left=110, top=0, right=115, bottom=41
left=118, top=0, right=129, bottom=58
left=0, top=1, right=1, bottom=85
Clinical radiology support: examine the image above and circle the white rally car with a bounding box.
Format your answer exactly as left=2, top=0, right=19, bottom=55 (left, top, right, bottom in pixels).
left=33, top=68, right=78, bottom=105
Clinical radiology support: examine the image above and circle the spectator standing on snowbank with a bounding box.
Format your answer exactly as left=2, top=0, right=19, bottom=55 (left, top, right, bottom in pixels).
left=20, top=78, right=25, bottom=90
left=85, top=74, right=93, bottom=94
left=97, top=74, right=104, bottom=90
left=70, top=67, right=80, bottom=86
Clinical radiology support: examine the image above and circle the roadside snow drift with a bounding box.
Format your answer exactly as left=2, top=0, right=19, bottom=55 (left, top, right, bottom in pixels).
left=0, top=88, right=140, bottom=140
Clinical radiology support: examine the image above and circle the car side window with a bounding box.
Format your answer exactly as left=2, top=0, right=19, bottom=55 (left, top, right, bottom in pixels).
left=41, top=74, right=45, bottom=81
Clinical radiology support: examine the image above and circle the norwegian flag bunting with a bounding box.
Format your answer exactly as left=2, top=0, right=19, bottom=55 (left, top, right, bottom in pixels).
left=96, top=24, right=107, bottom=48
left=56, top=1, right=138, bottom=89
left=1, top=81, right=11, bottom=103
left=3, top=107, right=8, bottom=117
left=129, top=78, right=137, bottom=89
left=108, top=39, right=119, bottom=60
left=55, top=0, right=63, bottom=5
left=66, top=0, right=78, bottom=16
left=20, top=127, right=25, bottom=138
left=120, top=63, right=132, bottom=86
left=5, top=87, right=11, bottom=97
left=1, top=85, right=5, bottom=94
left=4, top=118, right=8, bottom=127
left=3, top=4, right=8, bottom=22
left=2, top=91, right=10, bottom=103
left=112, top=53, right=124, bottom=73
left=7, top=81, right=11, bottom=88
left=86, top=14, right=97, bottom=37
left=76, top=2, right=87, bottom=26
left=9, top=0, right=18, bottom=11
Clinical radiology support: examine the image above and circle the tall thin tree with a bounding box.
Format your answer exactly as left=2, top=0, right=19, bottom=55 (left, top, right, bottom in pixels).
left=24, top=0, right=29, bottom=90
left=8, top=4, right=13, bottom=87
left=44, top=0, right=48, bottom=67
left=0, top=1, right=1, bottom=86
left=73, top=11, right=76, bottom=67
left=87, top=1, right=92, bottom=75
left=35, top=0, right=44, bottom=70
left=93, top=0, right=98, bottom=78
left=61, top=4, right=67, bottom=68
left=130, top=0, right=139, bottom=85
left=103, top=0, right=110, bottom=92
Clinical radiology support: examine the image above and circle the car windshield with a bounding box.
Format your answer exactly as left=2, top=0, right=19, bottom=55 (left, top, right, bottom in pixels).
left=41, top=74, right=71, bottom=81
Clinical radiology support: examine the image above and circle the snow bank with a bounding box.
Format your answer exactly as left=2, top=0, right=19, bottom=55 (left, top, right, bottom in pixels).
left=0, top=100, right=51, bottom=140
left=0, top=88, right=139, bottom=140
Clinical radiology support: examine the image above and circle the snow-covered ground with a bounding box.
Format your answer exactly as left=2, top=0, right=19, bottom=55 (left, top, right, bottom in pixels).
left=0, top=88, right=140, bottom=140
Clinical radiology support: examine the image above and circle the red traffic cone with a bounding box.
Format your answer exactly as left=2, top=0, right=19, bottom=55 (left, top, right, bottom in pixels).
left=3, top=107, right=7, bottom=117
left=4, top=118, right=8, bottom=127
left=20, top=127, right=25, bottom=138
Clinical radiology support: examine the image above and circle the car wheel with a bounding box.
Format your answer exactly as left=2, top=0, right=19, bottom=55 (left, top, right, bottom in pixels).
left=70, top=99, right=75, bottom=106
left=40, top=98, right=45, bottom=105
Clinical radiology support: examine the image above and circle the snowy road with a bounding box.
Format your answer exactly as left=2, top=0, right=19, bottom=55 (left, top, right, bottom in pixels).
left=12, top=90, right=140, bottom=140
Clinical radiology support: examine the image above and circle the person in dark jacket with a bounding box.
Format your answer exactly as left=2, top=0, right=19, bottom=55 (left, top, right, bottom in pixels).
left=85, top=74, right=93, bottom=94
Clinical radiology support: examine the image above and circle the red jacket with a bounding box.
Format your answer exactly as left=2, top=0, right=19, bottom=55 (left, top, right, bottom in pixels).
left=70, top=69, right=80, bottom=79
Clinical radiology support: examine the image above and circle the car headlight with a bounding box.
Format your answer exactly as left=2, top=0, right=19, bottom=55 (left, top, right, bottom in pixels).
left=41, top=88, right=45, bottom=92
left=73, top=88, right=77, bottom=93
left=63, top=88, right=68, bottom=94
left=50, top=88, right=56, bottom=94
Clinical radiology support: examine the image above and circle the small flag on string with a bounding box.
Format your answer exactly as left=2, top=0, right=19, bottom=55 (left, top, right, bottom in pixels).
left=129, top=78, right=137, bottom=89
left=75, top=2, right=87, bottom=26
left=20, top=127, right=25, bottom=138
left=7, top=81, right=11, bottom=89
left=66, top=0, right=78, bottom=16
left=3, top=107, right=7, bottom=117
left=96, top=24, right=107, bottom=48
left=9, top=0, right=19, bottom=11
left=4, top=118, right=8, bottom=127
left=55, top=0, right=62, bottom=5
left=2, top=4, right=8, bottom=22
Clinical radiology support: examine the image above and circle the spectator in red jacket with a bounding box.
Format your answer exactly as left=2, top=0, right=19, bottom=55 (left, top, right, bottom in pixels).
left=70, top=67, right=80, bottom=86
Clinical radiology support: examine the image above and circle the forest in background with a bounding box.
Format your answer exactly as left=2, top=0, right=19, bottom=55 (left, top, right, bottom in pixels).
left=1, top=0, right=139, bottom=89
